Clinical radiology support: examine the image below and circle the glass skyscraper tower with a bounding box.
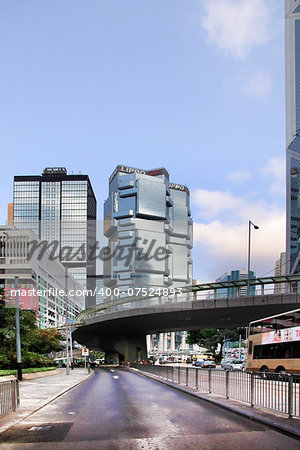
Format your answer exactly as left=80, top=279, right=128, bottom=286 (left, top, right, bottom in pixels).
left=103, top=165, right=193, bottom=293
left=13, top=167, right=97, bottom=307
left=286, top=0, right=300, bottom=273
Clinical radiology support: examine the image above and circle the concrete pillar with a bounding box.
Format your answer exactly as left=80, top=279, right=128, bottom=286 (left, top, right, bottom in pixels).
left=146, top=334, right=152, bottom=352
left=113, top=334, right=147, bottom=363
left=163, top=333, right=168, bottom=352
left=158, top=333, right=164, bottom=352
left=171, top=332, right=175, bottom=351
left=105, top=352, right=119, bottom=365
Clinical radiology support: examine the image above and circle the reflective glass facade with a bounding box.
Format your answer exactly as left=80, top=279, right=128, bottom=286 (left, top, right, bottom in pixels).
left=286, top=1, right=300, bottom=273
left=14, top=180, right=40, bottom=236
left=13, top=168, right=97, bottom=307
left=104, top=165, right=193, bottom=294
left=215, top=270, right=256, bottom=298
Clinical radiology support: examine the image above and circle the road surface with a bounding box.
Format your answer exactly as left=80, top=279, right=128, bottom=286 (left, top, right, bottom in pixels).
left=0, top=368, right=298, bottom=449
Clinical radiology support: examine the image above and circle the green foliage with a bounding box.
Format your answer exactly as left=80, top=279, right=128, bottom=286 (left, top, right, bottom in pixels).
left=0, top=287, right=63, bottom=369
left=0, top=350, right=55, bottom=369
left=90, top=350, right=105, bottom=360
left=186, top=327, right=246, bottom=361
left=27, top=328, right=63, bottom=354
left=0, top=367, right=57, bottom=376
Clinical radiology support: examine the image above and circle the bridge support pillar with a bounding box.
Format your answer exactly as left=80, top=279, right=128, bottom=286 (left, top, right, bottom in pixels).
left=113, top=334, right=147, bottom=363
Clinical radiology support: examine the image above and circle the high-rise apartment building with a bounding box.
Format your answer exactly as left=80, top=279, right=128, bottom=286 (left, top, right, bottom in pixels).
left=103, top=165, right=193, bottom=294
left=13, top=167, right=97, bottom=307
left=286, top=0, right=300, bottom=273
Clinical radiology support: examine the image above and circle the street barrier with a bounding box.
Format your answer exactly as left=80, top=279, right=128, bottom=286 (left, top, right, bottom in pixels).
left=0, top=379, right=19, bottom=416
left=130, top=364, right=300, bottom=419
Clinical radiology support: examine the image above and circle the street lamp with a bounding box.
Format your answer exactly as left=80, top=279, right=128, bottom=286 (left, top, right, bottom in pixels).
left=14, top=277, right=22, bottom=381
left=65, top=267, right=71, bottom=375
left=247, top=220, right=259, bottom=296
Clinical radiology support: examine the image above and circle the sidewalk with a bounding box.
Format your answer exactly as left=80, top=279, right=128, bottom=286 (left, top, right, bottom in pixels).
left=129, top=368, right=300, bottom=439
left=0, top=368, right=93, bottom=435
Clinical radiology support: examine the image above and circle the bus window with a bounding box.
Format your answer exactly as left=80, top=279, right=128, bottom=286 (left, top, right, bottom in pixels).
left=248, top=340, right=253, bottom=355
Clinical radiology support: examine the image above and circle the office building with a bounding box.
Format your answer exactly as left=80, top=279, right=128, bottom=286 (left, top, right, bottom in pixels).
left=274, top=252, right=286, bottom=294
left=286, top=0, right=300, bottom=273
left=0, top=226, right=84, bottom=328
left=103, top=165, right=193, bottom=294
left=215, top=270, right=256, bottom=298
left=103, top=165, right=193, bottom=353
left=13, top=167, right=97, bottom=307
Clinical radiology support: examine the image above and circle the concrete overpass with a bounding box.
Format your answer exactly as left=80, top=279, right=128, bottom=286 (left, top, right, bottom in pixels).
left=73, top=274, right=300, bottom=363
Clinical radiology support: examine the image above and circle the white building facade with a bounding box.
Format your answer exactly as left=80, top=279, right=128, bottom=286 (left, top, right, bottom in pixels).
left=0, top=226, right=84, bottom=328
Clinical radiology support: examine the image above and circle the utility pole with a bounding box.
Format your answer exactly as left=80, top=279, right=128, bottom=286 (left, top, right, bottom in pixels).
left=14, top=277, right=22, bottom=381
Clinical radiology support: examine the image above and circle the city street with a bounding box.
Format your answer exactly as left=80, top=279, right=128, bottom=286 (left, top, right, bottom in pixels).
left=0, top=368, right=298, bottom=449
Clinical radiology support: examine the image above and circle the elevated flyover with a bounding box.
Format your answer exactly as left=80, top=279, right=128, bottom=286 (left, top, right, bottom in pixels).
left=73, top=275, right=300, bottom=362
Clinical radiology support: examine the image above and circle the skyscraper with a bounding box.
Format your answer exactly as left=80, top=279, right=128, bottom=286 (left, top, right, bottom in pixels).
left=103, top=165, right=192, bottom=295
left=215, top=270, right=256, bottom=298
left=103, top=165, right=193, bottom=356
left=13, top=167, right=97, bottom=307
left=286, top=0, right=300, bottom=273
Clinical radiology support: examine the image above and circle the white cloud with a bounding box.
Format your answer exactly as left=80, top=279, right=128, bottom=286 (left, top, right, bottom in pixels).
left=226, top=169, right=252, bottom=183
left=244, top=71, right=272, bottom=98
left=192, top=189, right=241, bottom=219
left=201, top=0, right=272, bottom=59
left=261, top=156, right=285, bottom=195
left=192, top=188, right=285, bottom=281
left=192, top=188, right=278, bottom=222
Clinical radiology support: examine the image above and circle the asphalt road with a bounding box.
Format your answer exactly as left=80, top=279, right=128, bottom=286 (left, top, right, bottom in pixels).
left=0, top=368, right=299, bottom=449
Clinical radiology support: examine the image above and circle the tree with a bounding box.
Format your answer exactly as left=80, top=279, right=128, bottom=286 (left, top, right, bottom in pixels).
left=186, top=328, right=246, bottom=361
left=0, top=287, right=63, bottom=368
left=28, top=328, right=63, bottom=354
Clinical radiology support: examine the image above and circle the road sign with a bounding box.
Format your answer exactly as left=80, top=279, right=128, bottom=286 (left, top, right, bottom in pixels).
left=82, top=348, right=89, bottom=356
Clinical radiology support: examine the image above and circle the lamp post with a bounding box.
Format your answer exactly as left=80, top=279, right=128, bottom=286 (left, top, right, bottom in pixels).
left=247, top=220, right=259, bottom=296
left=14, top=277, right=22, bottom=381
left=65, top=267, right=70, bottom=375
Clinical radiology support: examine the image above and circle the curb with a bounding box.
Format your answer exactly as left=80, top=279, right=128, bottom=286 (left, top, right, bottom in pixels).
left=0, top=370, right=94, bottom=436
left=128, top=368, right=300, bottom=440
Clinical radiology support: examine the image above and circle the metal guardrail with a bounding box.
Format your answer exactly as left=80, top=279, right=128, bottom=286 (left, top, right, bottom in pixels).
left=130, top=364, right=300, bottom=419
left=0, top=379, right=19, bottom=416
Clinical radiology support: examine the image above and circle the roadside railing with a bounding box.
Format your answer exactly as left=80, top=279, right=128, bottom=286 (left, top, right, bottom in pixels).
left=130, top=364, right=300, bottom=418
left=0, top=379, right=19, bottom=416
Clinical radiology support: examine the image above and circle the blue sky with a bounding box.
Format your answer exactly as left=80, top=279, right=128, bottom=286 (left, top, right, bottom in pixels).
left=0, top=0, right=285, bottom=281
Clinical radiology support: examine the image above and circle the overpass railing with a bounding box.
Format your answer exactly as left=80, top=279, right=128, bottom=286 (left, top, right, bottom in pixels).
left=0, top=379, right=19, bottom=416
left=76, top=274, right=300, bottom=323
left=130, top=364, right=300, bottom=419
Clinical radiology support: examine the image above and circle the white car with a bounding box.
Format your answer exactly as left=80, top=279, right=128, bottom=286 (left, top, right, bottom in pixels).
left=221, top=359, right=245, bottom=371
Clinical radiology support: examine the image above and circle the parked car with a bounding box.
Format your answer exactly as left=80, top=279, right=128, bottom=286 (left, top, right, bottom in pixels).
left=195, top=358, right=216, bottom=368
left=201, top=359, right=216, bottom=369
left=221, top=359, right=245, bottom=371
